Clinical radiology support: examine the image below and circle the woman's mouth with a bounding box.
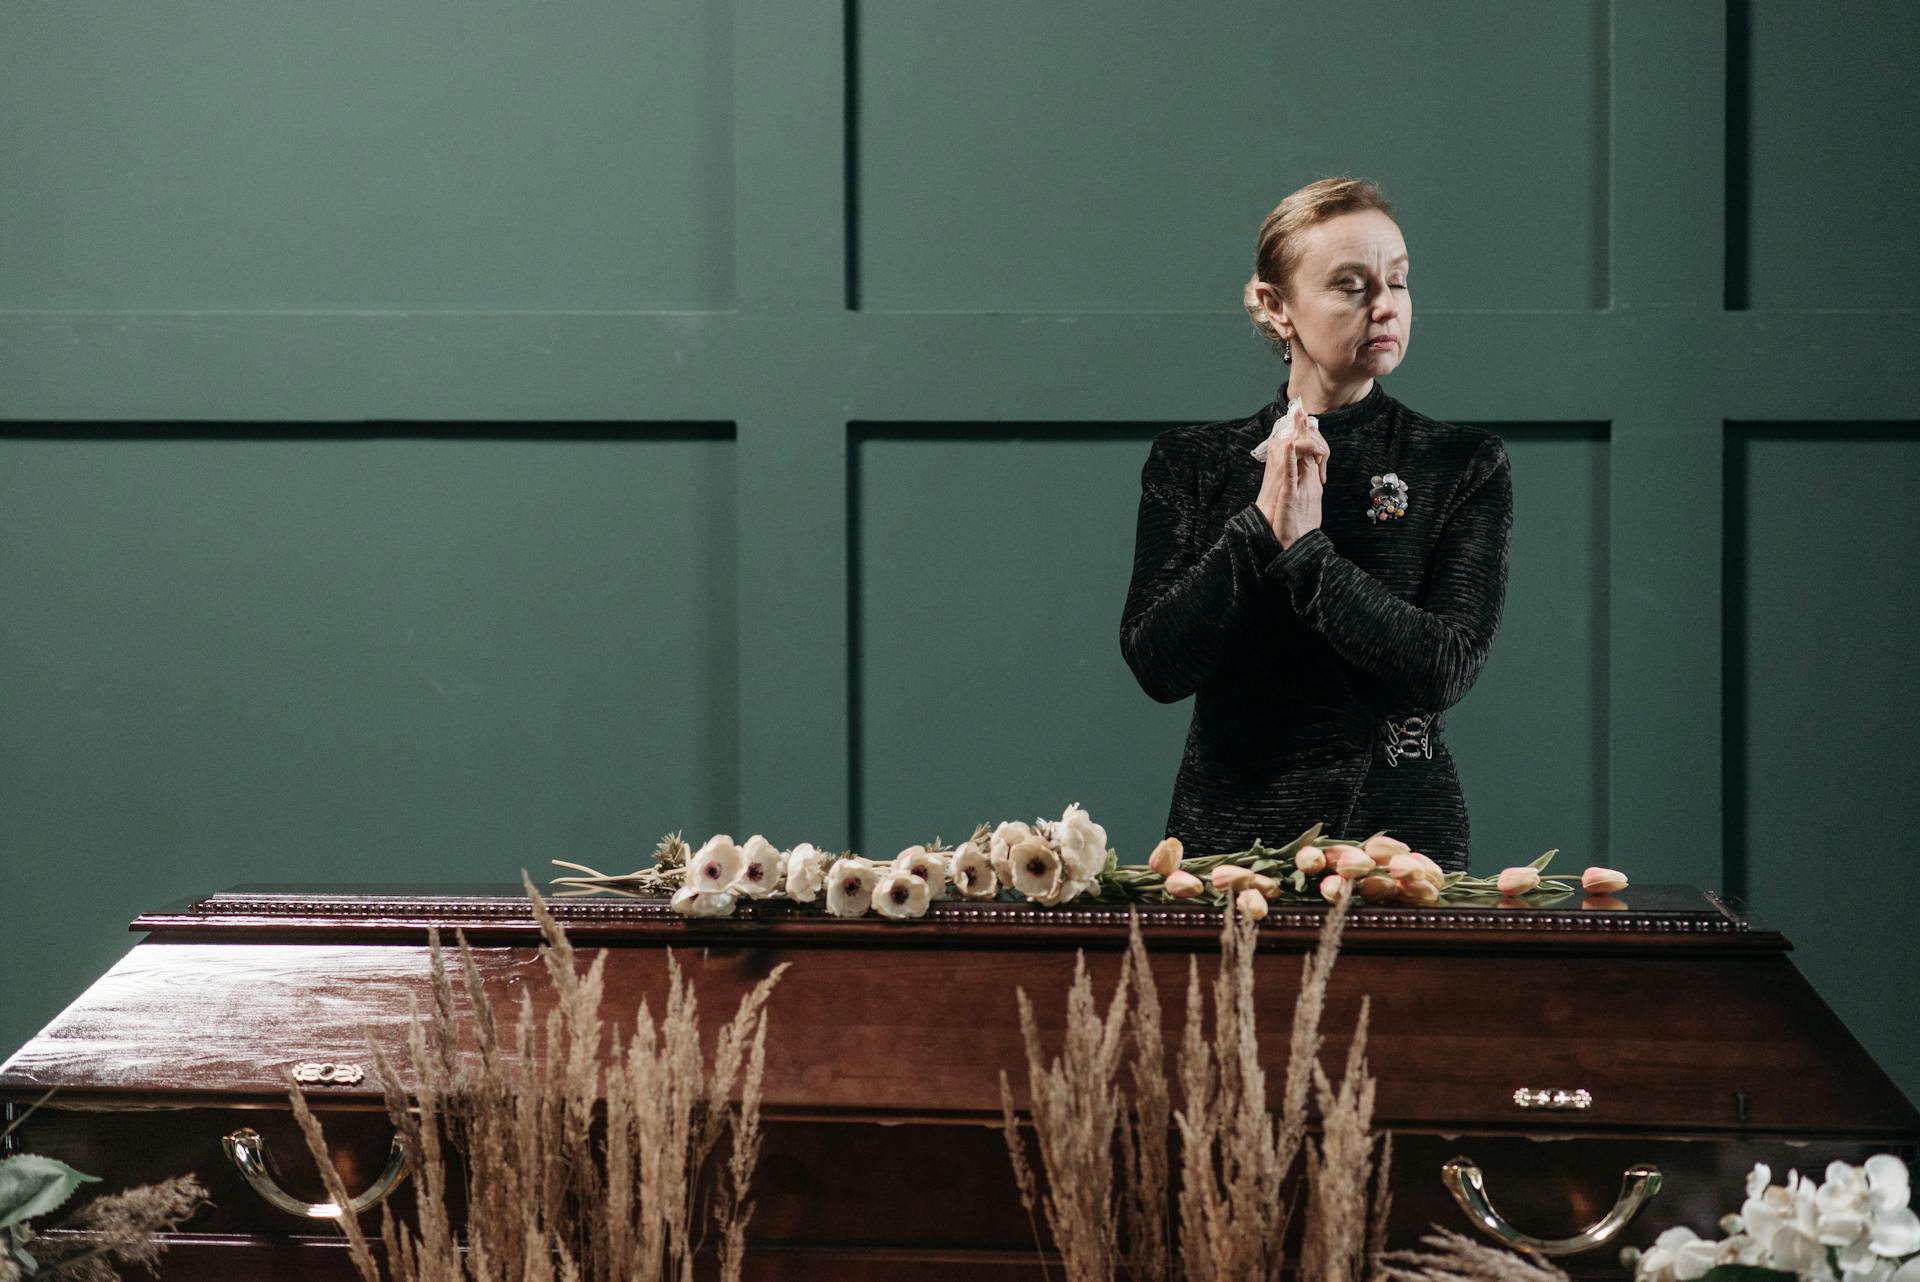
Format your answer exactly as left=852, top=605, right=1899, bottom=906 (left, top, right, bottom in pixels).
left=1365, top=336, right=1398, bottom=350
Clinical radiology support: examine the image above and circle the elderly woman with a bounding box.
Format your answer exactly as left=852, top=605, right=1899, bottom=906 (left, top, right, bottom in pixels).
left=1119, top=177, right=1511, bottom=872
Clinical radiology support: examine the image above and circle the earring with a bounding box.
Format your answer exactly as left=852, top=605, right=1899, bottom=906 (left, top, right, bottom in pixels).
left=1281, top=338, right=1292, bottom=364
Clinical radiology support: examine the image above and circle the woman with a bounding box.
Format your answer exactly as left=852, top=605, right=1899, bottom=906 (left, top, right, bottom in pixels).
left=1118, top=177, right=1511, bottom=872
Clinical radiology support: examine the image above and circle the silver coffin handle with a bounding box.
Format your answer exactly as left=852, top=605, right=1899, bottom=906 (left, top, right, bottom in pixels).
left=223, top=1126, right=412, bottom=1220
left=1442, top=1156, right=1663, bottom=1256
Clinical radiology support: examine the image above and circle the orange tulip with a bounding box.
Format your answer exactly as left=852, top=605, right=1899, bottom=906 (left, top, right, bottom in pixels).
left=1496, top=866, right=1541, bottom=896
left=1363, top=831, right=1411, bottom=865
left=1331, top=846, right=1373, bottom=880
left=1580, top=866, right=1628, bottom=894
left=1165, top=869, right=1205, bottom=899
left=1211, top=864, right=1257, bottom=893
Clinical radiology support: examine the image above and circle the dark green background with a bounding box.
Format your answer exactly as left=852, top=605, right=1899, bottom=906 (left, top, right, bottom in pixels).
left=3, top=1, right=1916, bottom=1104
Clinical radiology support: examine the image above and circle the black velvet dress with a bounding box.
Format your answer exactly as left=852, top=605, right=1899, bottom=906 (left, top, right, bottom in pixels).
left=1118, top=379, right=1512, bottom=872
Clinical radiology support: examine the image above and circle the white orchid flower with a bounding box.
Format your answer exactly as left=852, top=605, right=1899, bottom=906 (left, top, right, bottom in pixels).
left=1819, top=1163, right=1874, bottom=1246
left=871, top=869, right=932, bottom=920
left=689, top=835, right=743, bottom=893
left=1871, top=1206, right=1920, bottom=1258
left=1637, top=1226, right=1720, bottom=1281
left=1767, top=1221, right=1827, bottom=1275
left=892, top=844, right=949, bottom=900
left=1867, top=1155, right=1913, bottom=1213
left=735, top=834, right=785, bottom=898
left=669, top=884, right=737, bottom=918
left=825, top=857, right=878, bottom=917
left=949, top=841, right=998, bottom=899
left=783, top=843, right=829, bottom=902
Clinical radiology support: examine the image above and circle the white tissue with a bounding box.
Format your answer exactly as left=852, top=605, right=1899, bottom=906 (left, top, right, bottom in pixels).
left=1251, top=396, right=1317, bottom=462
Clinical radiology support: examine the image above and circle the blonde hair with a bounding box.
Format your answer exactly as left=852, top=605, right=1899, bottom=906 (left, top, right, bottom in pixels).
left=1242, top=177, right=1397, bottom=354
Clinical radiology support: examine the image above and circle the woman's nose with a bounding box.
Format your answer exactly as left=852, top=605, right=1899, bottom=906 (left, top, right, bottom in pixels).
left=1370, top=284, right=1399, bottom=318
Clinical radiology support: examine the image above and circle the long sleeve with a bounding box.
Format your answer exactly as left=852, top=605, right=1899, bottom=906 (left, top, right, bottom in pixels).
left=1119, top=435, right=1287, bottom=704
left=1264, top=435, right=1512, bottom=711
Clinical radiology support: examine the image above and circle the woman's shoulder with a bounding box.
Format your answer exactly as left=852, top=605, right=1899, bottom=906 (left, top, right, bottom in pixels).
left=1386, top=397, right=1509, bottom=474
left=1138, top=413, right=1263, bottom=490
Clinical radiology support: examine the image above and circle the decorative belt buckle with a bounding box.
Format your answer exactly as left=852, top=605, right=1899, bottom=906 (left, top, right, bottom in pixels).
left=1380, top=714, right=1434, bottom=767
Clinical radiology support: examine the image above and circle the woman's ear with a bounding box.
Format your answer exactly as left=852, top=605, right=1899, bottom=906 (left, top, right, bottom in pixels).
left=1254, top=281, right=1292, bottom=340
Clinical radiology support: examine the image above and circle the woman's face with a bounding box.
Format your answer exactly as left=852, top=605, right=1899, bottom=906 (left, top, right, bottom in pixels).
left=1271, top=209, right=1411, bottom=382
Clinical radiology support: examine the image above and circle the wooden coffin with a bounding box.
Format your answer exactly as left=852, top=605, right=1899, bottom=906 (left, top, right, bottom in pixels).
left=3, top=883, right=1915, bottom=1280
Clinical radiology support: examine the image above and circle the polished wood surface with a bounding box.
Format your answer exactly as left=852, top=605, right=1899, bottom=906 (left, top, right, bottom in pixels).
left=3, top=884, right=1915, bottom=1280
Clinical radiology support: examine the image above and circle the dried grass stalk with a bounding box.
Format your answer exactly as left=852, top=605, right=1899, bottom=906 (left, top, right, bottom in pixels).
left=1006, top=892, right=1391, bottom=1282
left=1119, top=916, right=1171, bottom=1282
left=1000, top=949, right=1132, bottom=1282
left=1299, top=997, right=1375, bottom=1282
left=291, top=874, right=786, bottom=1282
left=1178, top=893, right=1361, bottom=1281
left=1380, top=1227, right=1573, bottom=1282
left=10, top=1174, right=209, bottom=1282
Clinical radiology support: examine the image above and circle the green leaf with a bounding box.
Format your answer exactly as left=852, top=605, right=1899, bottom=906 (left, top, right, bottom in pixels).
left=0, top=1154, right=99, bottom=1230
left=1527, top=848, right=1559, bottom=872
left=1273, top=824, right=1324, bottom=857
left=1699, top=1267, right=1798, bottom=1281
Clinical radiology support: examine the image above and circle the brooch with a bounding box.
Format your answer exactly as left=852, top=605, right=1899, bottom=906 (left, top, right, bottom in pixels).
left=1368, top=472, right=1410, bottom=522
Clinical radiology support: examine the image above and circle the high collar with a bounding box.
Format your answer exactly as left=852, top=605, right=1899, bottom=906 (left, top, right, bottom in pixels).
left=1259, top=379, right=1391, bottom=432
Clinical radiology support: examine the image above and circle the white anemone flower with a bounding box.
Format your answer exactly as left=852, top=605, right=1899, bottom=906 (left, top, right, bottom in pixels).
left=1056, top=802, right=1109, bottom=882
left=825, top=857, right=878, bottom=917
left=989, top=821, right=1033, bottom=884
left=689, top=835, right=743, bottom=893
left=1009, top=836, right=1064, bottom=903
left=784, top=843, right=829, bottom=902
left=735, top=834, right=785, bottom=898
left=871, top=869, right=932, bottom=920
left=892, top=844, right=949, bottom=900
left=949, top=840, right=998, bottom=899
left=669, top=884, right=737, bottom=918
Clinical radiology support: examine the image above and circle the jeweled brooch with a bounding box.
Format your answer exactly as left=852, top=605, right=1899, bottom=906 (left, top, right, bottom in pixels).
left=1368, top=472, right=1410, bottom=522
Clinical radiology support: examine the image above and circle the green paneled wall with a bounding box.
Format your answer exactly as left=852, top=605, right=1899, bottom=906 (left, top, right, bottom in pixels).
left=2, top=0, right=1916, bottom=1110
left=1731, top=428, right=1920, bottom=1119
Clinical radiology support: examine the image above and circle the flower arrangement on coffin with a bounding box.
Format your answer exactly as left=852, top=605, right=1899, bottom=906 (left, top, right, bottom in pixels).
left=553, top=803, right=1120, bottom=920
left=1116, top=825, right=1629, bottom=916
left=1621, top=1158, right=1920, bottom=1282
left=550, top=806, right=1626, bottom=919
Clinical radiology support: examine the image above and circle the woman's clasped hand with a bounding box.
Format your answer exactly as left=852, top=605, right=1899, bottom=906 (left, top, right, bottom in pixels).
left=1255, top=400, right=1331, bottom=550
